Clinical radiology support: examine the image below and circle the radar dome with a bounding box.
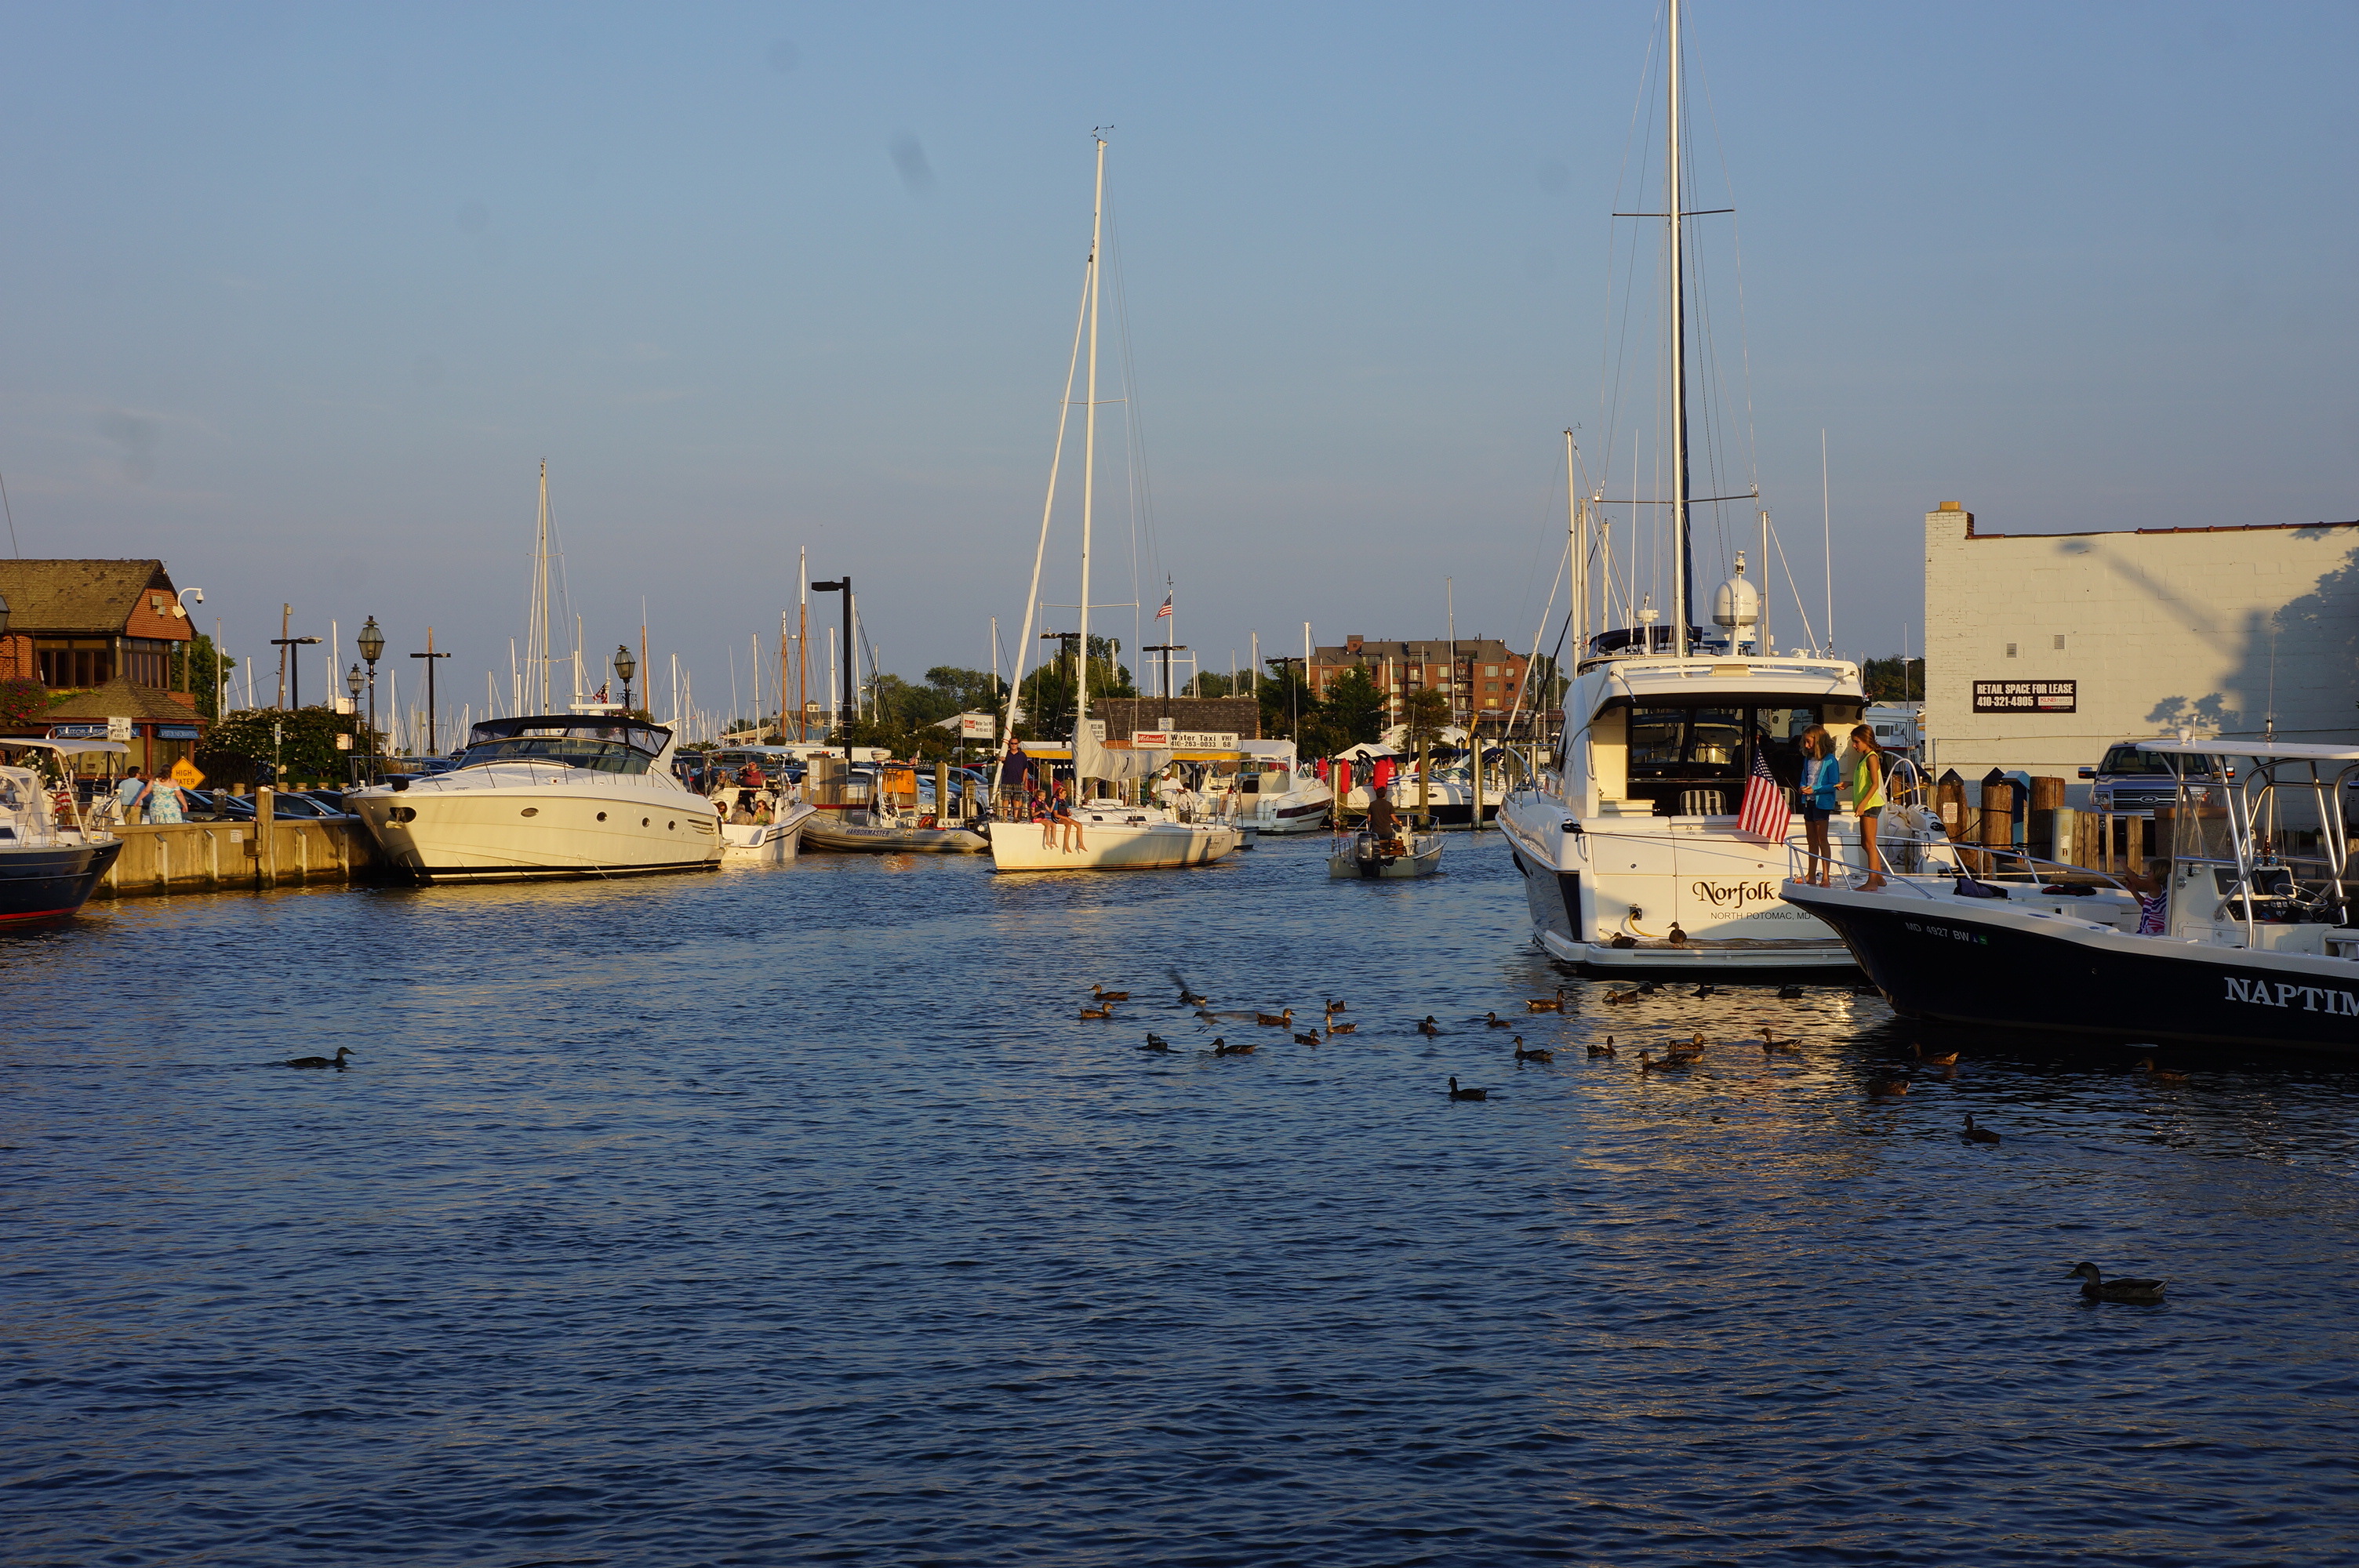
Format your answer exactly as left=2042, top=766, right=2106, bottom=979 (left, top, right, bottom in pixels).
left=1712, top=554, right=1760, bottom=633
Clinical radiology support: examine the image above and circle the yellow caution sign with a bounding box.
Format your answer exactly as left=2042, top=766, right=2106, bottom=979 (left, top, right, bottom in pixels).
left=171, top=757, right=205, bottom=789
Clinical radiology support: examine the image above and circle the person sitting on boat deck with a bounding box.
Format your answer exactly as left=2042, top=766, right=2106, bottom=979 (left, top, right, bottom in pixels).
left=1799, top=727, right=1839, bottom=885
left=115, top=768, right=147, bottom=823
left=1052, top=779, right=1086, bottom=851
left=2120, top=866, right=2168, bottom=935
left=1847, top=724, right=1890, bottom=891
left=729, top=789, right=758, bottom=826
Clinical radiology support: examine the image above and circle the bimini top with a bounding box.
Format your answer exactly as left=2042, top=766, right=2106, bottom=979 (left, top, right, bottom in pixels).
left=3, top=737, right=132, bottom=757
left=1581, top=655, right=1862, bottom=713
left=2138, top=738, right=2359, bottom=764
left=457, top=715, right=673, bottom=775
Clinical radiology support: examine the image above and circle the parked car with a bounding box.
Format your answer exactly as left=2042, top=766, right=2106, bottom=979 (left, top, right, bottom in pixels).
left=2079, top=742, right=2230, bottom=813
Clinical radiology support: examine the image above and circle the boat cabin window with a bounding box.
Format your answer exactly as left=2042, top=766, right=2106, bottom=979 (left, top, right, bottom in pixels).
left=457, top=721, right=663, bottom=775
left=1620, top=702, right=1828, bottom=815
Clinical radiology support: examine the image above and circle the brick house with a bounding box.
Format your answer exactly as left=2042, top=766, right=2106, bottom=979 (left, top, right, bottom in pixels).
left=0, top=560, right=205, bottom=771
left=1307, top=634, right=1532, bottom=727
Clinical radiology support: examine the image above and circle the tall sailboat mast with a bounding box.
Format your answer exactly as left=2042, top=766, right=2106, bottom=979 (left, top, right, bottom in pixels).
left=1075, top=132, right=1106, bottom=739
left=1668, top=0, right=1693, bottom=659
left=532, top=460, right=552, bottom=713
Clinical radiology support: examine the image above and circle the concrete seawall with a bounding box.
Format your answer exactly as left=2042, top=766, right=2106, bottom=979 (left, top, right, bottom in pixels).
left=95, top=818, right=380, bottom=898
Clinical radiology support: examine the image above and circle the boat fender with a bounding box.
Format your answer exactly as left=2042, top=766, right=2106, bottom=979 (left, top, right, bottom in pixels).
left=390, top=775, right=411, bottom=793
left=1509, top=848, right=1526, bottom=876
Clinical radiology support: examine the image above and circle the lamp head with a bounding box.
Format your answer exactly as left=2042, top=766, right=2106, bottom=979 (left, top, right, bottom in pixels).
left=357, top=616, right=385, bottom=663
left=346, top=663, right=363, bottom=699
left=810, top=579, right=844, bottom=593
left=614, top=644, right=637, bottom=684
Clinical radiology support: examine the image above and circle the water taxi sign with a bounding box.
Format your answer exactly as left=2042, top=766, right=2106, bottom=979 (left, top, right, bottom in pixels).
left=1133, top=731, right=1238, bottom=750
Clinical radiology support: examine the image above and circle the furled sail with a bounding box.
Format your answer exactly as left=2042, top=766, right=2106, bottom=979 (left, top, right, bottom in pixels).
left=1072, top=721, right=1170, bottom=782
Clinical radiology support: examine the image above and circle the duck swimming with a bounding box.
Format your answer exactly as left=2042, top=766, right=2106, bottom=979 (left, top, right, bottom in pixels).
left=1513, top=1039, right=1555, bottom=1065
left=1866, top=1074, right=1910, bottom=1097
left=2137, top=1057, right=2190, bottom=1084
left=1913, top=1044, right=1960, bottom=1067
left=1587, top=1036, right=1617, bottom=1058
left=1255, top=1007, right=1295, bottom=1029
left=1092, top=985, right=1130, bottom=1002
left=1961, top=1113, right=2001, bottom=1144
left=1776, top=984, right=1805, bottom=1000
left=1526, top=987, right=1569, bottom=1013
left=1638, top=1049, right=1688, bottom=1073
left=283, top=1047, right=352, bottom=1069
left=1325, top=997, right=1348, bottom=1014
left=1079, top=1004, right=1114, bottom=1020
left=1292, top=1030, right=1321, bottom=1046
left=1140, top=1034, right=1173, bottom=1053
left=2068, top=1261, right=2165, bottom=1302
left=1482, top=1011, right=1514, bottom=1029
left=1212, top=1037, right=1256, bottom=1057
left=1447, top=1076, right=1488, bottom=1102
left=1327, top=1021, right=1357, bottom=1036
left=1417, top=1016, right=1441, bottom=1036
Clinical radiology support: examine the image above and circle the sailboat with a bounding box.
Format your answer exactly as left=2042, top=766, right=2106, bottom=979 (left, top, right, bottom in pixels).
left=987, top=134, right=1240, bottom=874
left=1496, top=0, right=1866, bottom=974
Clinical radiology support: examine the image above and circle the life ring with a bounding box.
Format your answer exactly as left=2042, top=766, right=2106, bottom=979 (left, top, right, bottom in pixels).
left=918, top=814, right=937, bottom=829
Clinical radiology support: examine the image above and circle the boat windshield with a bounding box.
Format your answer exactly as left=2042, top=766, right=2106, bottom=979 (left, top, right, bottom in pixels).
left=456, top=720, right=664, bottom=775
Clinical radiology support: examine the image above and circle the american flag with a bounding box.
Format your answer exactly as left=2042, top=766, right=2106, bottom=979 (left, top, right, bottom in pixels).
left=1156, top=593, right=1172, bottom=620
left=1736, top=745, right=1790, bottom=843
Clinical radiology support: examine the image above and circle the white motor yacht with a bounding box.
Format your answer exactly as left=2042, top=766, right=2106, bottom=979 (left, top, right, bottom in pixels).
left=350, top=715, right=722, bottom=883
left=1158, top=740, right=1332, bottom=835
left=0, top=739, right=129, bottom=921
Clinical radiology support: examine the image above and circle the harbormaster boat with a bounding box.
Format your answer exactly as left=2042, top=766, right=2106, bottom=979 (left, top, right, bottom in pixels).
left=1786, top=739, right=2359, bottom=1054
left=350, top=714, right=721, bottom=883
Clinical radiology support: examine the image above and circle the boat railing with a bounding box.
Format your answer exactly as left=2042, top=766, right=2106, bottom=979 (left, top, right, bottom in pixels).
left=1783, top=834, right=2142, bottom=903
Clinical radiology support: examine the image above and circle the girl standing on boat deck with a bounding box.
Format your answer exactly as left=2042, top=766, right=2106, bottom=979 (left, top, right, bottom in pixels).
left=1848, top=724, right=1888, bottom=890
left=1799, top=727, right=1839, bottom=885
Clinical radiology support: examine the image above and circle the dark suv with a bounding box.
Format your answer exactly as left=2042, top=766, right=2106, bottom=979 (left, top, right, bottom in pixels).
left=2079, top=743, right=2229, bottom=814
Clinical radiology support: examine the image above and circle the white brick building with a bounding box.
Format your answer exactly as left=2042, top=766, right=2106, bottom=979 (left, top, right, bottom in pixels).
left=1922, top=503, right=2359, bottom=800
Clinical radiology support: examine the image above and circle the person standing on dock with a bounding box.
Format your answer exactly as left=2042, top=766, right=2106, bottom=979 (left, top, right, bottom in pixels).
left=1848, top=724, right=1889, bottom=891
left=115, top=768, right=147, bottom=824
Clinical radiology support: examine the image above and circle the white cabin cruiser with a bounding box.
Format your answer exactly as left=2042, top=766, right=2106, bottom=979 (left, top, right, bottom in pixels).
left=0, top=739, right=129, bottom=922
left=1158, top=740, right=1332, bottom=835
left=350, top=715, right=721, bottom=883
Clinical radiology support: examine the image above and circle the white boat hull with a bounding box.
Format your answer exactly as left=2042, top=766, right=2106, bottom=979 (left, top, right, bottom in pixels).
left=987, top=811, right=1239, bottom=872
left=1328, top=830, right=1445, bottom=879
left=719, top=802, right=817, bottom=862
left=354, top=769, right=722, bottom=884
left=1497, top=788, right=1856, bottom=974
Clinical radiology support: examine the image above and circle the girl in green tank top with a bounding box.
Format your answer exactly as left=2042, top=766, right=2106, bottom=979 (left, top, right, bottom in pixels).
left=1848, top=724, right=1888, bottom=889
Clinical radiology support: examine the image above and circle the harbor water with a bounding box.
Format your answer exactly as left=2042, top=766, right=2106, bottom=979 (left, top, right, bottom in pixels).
left=6, top=836, right=2357, bottom=1564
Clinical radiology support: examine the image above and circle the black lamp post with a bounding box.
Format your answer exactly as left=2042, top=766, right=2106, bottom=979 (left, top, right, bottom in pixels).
left=614, top=644, right=636, bottom=716
left=271, top=633, right=321, bottom=709
left=809, top=577, right=852, bottom=763
left=345, top=663, right=364, bottom=785
left=356, top=617, right=384, bottom=781
left=409, top=630, right=450, bottom=756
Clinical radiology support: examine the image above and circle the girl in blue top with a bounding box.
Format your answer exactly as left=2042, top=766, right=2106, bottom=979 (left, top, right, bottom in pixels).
left=1798, top=726, right=1839, bottom=885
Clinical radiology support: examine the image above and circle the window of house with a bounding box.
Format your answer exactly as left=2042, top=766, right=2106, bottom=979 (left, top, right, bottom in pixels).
left=2052, top=634, right=2065, bottom=650
left=35, top=640, right=115, bottom=689
left=2005, top=642, right=2018, bottom=658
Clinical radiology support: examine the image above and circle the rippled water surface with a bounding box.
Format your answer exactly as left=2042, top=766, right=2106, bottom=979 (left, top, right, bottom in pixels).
left=6, top=834, right=2357, bottom=1565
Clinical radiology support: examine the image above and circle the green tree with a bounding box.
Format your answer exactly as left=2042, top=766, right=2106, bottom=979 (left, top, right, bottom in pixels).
left=1324, top=666, right=1387, bottom=744
left=167, top=633, right=227, bottom=720
left=198, top=705, right=383, bottom=786
left=1863, top=656, right=1924, bottom=702
left=1402, top=688, right=1450, bottom=752
left=1184, top=670, right=1235, bottom=699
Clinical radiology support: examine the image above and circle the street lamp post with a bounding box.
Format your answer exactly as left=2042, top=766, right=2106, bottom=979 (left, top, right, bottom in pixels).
left=345, top=663, right=364, bottom=786
left=269, top=633, right=321, bottom=710
left=1143, top=642, right=1187, bottom=717
left=614, top=644, right=637, bottom=716
left=356, top=616, right=384, bottom=782
left=174, top=588, right=204, bottom=695
left=809, top=577, right=852, bottom=764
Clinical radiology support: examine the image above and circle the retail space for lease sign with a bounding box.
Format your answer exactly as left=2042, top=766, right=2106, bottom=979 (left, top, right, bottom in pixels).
left=1972, top=680, right=2077, bottom=713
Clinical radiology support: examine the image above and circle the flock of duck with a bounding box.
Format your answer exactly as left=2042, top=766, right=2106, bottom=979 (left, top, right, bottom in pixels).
left=1076, top=967, right=2172, bottom=1305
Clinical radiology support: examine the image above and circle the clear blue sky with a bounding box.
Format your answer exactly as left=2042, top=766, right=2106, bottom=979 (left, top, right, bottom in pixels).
left=2, top=2, right=2352, bottom=721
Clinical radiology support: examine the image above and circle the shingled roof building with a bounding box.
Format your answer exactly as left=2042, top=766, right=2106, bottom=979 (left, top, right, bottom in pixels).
left=0, top=559, right=205, bottom=771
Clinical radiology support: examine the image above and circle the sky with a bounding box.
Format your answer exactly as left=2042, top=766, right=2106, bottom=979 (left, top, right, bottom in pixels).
left=2, top=2, right=2353, bottom=728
